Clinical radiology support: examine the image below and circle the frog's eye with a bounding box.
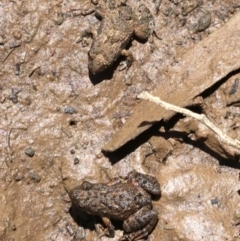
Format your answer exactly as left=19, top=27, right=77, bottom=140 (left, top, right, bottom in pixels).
left=82, top=181, right=93, bottom=190
left=142, top=180, right=147, bottom=185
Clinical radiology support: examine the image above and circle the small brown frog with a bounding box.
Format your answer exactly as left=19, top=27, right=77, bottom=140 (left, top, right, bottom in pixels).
left=69, top=171, right=160, bottom=240
left=86, top=0, right=154, bottom=74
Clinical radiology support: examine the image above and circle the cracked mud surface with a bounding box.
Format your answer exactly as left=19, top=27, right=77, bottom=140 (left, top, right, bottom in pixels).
left=1, top=0, right=240, bottom=240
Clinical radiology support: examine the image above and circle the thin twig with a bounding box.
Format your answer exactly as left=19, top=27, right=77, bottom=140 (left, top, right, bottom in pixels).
left=138, top=91, right=240, bottom=151
left=29, top=65, right=41, bottom=77
left=3, top=49, right=15, bottom=62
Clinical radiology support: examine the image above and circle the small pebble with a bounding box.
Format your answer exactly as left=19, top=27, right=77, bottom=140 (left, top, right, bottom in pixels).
left=197, top=12, right=212, bottom=32
left=29, top=170, right=41, bottom=183
left=9, top=87, right=21, bottom=104
left=54, top=14, right=64, bottom=25
left=66, top=224, right=74, bottom=236
left=13, top=172, right=24, bottom=182
left=211, top=197, right=218, bottom=205
left=74, top=157, right=80, bottom=165
left=12, top=225, right=16, bottom=231
left=179, top=18, right=187, bottom=26
left=12, top=87, right=20, bottom=95
left=15, top=63, right=21, bottom=76
left=64, top=106, right=77, bottom=114
left=213, top=10, right=225, bottom=22
left=187, top=23, right=198, bottom=32
left=64, top=207, right=70, bottom=213
left=25, top=146, right=35, bottom=157
left=13, top=30, right=22, bottom=40
left=96, top=152, right=103, bottom=159
left=224, top=111, right=231, bottom=119
left=229, top=78, right=239, bottom=95
left=8, top=95, right=18, bottom=104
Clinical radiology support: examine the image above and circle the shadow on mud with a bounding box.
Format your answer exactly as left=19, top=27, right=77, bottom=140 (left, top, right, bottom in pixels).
left=69, top=205, right=123, bottom=234
left=88, top=56, right=127, bottom=85
left=103, top=112, right=240, bottom=169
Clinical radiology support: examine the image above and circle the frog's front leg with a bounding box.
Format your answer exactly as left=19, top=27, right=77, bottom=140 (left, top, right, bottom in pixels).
left=121, top=206, right=158, bottom=241
left=95, top=216, right=115, bottom=238
left=79, top=28, right=97, bottom=47
left=118, top=49, right=134, bottom=71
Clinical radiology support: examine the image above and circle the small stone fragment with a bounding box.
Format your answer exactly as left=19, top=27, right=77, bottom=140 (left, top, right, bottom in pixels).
left=12, top=224, right=16, bottom=231
left=213, top=10, right=225, bottom=21
left=224, top=111, right=231, bottom=119
left=54, top=13, right=64, bottom=25
left=13, top=172, right=24, bottom=182
left=9, top=88, right=21, bottom=103
left=197, top=12, right=212, bottom=32
left=74, top=157, right=80, bottom=165
left=229, top=78, right=239, bottom=95
left=29, top=170, right=41, bottom=182
left=125, top=74, right=132, bottom=86
left=64, top=106, right=77, bottom=114
left=211, top=198, right=218, bottom=205
left=25, top=146, right=35, bottom=157
left=15, top=63, right=21, bottom=76
left=13, top=30, right=22, bottom=40
left=187, top=23, right=198, bottom=32
left=66, top=224, right=74, bottom=236
left=179, top=17, right=187, bottom=26
left=96, top=152, right=103, bottom=159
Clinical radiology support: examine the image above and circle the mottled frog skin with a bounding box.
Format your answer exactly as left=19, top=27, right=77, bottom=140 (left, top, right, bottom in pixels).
left=88, top=0, right=154, bottom=74
left=69, top=171, right=160, bottom=240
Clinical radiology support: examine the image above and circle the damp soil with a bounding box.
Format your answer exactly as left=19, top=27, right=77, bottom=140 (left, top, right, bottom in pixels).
left=0, top=0, right=240, bottom=240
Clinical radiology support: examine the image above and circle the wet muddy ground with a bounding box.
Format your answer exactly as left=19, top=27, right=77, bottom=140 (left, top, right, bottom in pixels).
left=1, top=0, right=240, bottom=240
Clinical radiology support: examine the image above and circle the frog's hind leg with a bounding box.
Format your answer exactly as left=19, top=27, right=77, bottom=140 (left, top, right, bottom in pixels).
left=121, top=207, right=158, bottom=241
left=134, top=5, right=154, bottom=40
left=134, top=5, right=162, bottom=43
left=128, top=171, right=161, bottom=196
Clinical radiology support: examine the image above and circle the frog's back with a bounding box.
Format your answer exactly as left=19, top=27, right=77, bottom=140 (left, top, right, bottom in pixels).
left=98, top=183, right=151, bottom=220
left=70, top=181, right=152, bottom=220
